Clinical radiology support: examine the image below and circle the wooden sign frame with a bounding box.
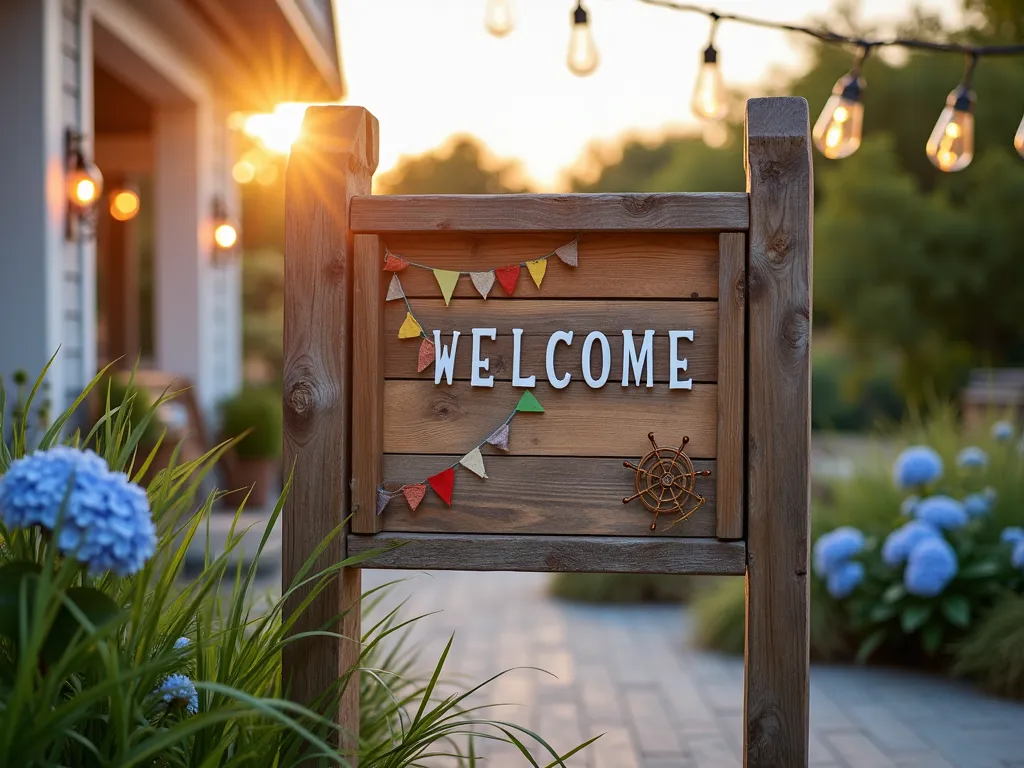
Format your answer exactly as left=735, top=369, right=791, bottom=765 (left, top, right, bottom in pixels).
left=282, top=97, right=812, bottom=767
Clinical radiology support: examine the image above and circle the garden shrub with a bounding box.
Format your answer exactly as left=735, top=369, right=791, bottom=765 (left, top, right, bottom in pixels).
left=0, top=367, right=595, bottom=765
left=218, top=386, right=283, bottom=459
left=953, top=592, right=1024, bottom=700
left=549, top=573, right=700, bottom=604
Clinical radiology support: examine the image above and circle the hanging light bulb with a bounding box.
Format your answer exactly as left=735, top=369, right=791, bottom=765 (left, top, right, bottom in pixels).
left=484, top=0, right=514, bottom=37
left=691, top=16, right=728, bottom=121
left=812, top=46, right=869, bottom=160
left=1012, top=112, right=1023, bottom=159
left=567, top=2, right=598, bottom=77
left=926, top=55, right=977, bottom=172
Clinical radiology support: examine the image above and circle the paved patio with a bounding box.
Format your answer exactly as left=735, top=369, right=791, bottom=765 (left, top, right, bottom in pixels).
left=360, top=569, right=1024, bottom=768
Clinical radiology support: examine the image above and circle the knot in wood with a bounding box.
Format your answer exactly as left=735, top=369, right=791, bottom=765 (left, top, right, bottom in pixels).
left=758, top=159, right=782, bottom=183
left=285, top=379, right=317, bottom=419
left=767, top=233, right=789, bottom=264
left=782, top=308, right=810, bottom=353
left=431, top=392, right=462, bottom=419
left=623, top=195, right=655, bottom=216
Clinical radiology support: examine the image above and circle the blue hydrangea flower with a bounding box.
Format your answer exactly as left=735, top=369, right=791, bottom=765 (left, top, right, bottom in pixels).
left=812, top=527, right=865, bottom=576
left=913, top=495, right=968, bottom=530
left=993, top=421, right=1014, bottom=442
left=904, top=537, right=958, bottom=597
left=1002, top=527, right=1024, bottom=546
left=892, top=446, right=943, bottom=490
left=155, top=673, right=199, bottom=715
left=826, top=561, right=864, bottom=599
left=1013, top=541, right=1024, bottom=570
left=174, top=637, right=190, bottom=650
left=882, top=520, right=941, bottom=566
left=962, top=492, right=992, bottom=518
left=956, top=446, right=988, bottom=469
left=900, top=495, right=920, bottom=517
left=0, top=446, right=156, bottom=576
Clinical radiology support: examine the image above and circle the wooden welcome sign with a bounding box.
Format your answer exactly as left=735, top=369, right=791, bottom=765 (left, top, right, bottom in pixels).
left=282, top=97, right=812, bottom=767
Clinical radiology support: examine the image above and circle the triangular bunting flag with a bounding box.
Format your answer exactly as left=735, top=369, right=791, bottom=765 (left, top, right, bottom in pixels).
left=526, top=258, right=547, bottom=288
left=495, top=264, right=520, bottom=296
left=515, top=391, right=544, bottom=413
left=433, top=269, right=460, bottom=306
left=376, top=488, right=395, bottom=516
left=428, top=467, right=455, bottom=506
left=459, top=447, right=488, bottom=478
left=403, top=484, right=426, bottom=513
left=470, top=271, right=495, bottom=299
left=385, top=274, right=405, bottom=302
left=383, top=252, right=408, bottom=271
left=398, top=312, right=422, bottom=339
left=486, top=422, right=510, bottom=451
left=417, top=338, right=435, bottom=372
left=554, top=240, right=578, bottom=267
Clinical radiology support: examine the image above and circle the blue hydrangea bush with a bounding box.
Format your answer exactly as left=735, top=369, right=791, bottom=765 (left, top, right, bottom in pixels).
left=813, top=424, right=1024, bottom=665
left=0, top=367, right=592, bottom=766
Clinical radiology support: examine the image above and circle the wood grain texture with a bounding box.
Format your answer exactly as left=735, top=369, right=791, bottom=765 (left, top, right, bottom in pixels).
left=716, top=233, right=746, bottom=539
left=385, top=331, right=717, bottom=383
left=348, top=532, right=747, bottom=574
left=743, top=97, right=813, bottom=768
left=386, top=232, right=720, bottom=299
left=383, top=381, right=718, bottom=458
left=351, top=234, right=385, bottom=534
left=380, top=456, right=717, bottom=537
left=351, top=193, right=749, bottom=233
left=282, top=106, right=378, bottom=759
left=384, top=299, right=717, bottom=339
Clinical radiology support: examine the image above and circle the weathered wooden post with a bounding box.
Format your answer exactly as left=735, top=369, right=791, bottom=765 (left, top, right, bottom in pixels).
left=282, top=106, right=378, bottom=761
left=280, top=96, right=812, bottom=767
left=743, top=96, right=813, bottom=767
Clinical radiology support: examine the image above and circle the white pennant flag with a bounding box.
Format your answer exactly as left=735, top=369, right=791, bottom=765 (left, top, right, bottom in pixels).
left=554, top=239, right=578, bottom=267
left=486, top=423, right=510, bottom=451
left=459, top=447, right=488, bottom=478
left=385, top=274, right=405, bottom=301
left=470, top=271, right=495, bottom=299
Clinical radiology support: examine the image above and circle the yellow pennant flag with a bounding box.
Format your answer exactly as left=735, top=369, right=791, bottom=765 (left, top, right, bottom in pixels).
left=398, top=312, right=422, bottom=339
left=526, top=258, right=547, bottom=288
left=433, top=269, right=461, bottom=306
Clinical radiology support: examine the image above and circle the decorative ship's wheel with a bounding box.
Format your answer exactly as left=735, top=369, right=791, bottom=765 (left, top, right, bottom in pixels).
left=623, top=432, right=711, bottom=531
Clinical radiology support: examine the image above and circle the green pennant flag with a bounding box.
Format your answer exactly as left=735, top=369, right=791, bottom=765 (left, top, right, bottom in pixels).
left=515, top=391, right=544, bottom=413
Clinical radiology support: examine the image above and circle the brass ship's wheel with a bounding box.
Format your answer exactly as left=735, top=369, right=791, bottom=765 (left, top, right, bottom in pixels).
left=623, top=432, right=711, bottom=531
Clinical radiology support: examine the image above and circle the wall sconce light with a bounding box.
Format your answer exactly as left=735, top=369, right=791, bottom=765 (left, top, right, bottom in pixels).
left=65, top=128, right=103, bottom=240
left=211, top=196, right=239, bottom=264
left=109, top=185, right=141, bottom=222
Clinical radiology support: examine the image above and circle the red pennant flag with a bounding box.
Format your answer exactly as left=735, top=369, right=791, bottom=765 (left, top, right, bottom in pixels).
left=494, top=265, right=520, bottom=296
left=403, top=484, right=426, bottom=512
left=417, top=338, right=435, bottom=372
left=428, top=467, right=455, bottom=507
left=383, top=253, right=408, bottom=272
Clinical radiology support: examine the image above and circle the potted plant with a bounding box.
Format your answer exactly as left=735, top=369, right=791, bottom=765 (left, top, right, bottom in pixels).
left=218, top=387, right=282, bottom=507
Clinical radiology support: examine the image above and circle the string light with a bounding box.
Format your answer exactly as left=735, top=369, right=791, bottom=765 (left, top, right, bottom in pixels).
left=567, top=2, right=599, bottom=77
left=485, top=0, right=514, bottom=37
left=1015, top=113, right=1024, bottom=158
left=691, top=14, right=727, bottom=121
left=812, top=46, right=868, bottom=160
left=926, top=54, right=977, bottom=172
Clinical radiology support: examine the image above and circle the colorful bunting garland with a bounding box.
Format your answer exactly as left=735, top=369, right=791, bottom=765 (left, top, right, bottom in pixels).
left=382, top=236, right=579, bottom=300
left=385, top=275, right=436, bottom=373
left=376, top=391, right=545, bottom=515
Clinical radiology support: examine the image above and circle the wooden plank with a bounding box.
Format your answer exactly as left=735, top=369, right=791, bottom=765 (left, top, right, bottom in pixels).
left=385, top=232, right=720, bottom=299
left=381, top=456, right=717, bottom=537
left=383, top=381, right=717, bottom=458
left=351, top=234, right=385, bottom=533
left=282, top=106, right=378, bottom=762
left=743, top=97, right=813, bottom=768
left=385, top=326, right=718, bottom=383
left=351, top=193, right=749, bottom=233
left=384, top=299, right=718, bottom=339
left=348, top=532, right=747, bottom=575
left=716, top=233, right=746, bottom=539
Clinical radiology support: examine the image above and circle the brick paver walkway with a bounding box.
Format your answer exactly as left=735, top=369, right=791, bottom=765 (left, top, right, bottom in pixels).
left=362, top=570, right=1024, bottom=768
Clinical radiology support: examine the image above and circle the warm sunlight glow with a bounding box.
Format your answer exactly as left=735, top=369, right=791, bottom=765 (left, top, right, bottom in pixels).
left=232, top=160, right=256, bottom=184
left=214, top=223, right=238, bottom=249
left=242, top=103, right=317, bottom=154
left=485, top=0, right=514, bottom=37
left=109, top=190, right=140, bottom=222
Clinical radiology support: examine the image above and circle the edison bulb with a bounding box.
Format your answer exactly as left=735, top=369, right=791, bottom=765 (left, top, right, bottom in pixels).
left=484, top=0, right=514, bottom=37
left=691, top=45, right=727, bottom=121
left=110, top=189, right=140, bottom=222
left=926, top=86, right=974, bottom=172
left=567, top=3, right=598, bottom=77
left=67, top=163, right=103, bottom=208
left=214, top=223, right=238, bottom=250
left=1014, top=112, right=1024, bottom=159
left=812, top=72, right=865, bottom=159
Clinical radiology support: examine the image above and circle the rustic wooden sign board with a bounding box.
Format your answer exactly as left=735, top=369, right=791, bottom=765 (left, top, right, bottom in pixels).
left=282, top=97, right=812, bottom=767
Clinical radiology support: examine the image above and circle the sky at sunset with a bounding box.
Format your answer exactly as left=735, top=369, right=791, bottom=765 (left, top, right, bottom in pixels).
left=334, top=0, right=963, bottom=189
